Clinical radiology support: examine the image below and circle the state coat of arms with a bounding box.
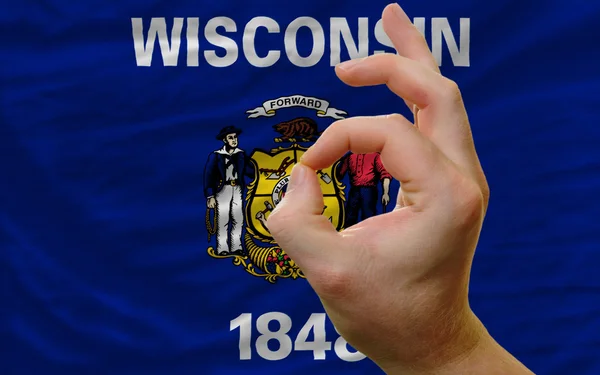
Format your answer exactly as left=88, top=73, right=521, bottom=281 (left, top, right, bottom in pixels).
left=203, top=95, right=393, bottom=283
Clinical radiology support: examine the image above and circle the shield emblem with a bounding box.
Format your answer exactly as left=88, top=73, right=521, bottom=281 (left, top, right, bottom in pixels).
left=205, top=99, right=350, bottom=283
left=245, top=143, right=346, bottom=241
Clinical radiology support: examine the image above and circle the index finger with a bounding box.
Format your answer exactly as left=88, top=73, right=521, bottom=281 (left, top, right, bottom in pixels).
left=335, top=53, right=481, bottom=184
left=302, top=114, right=449, bottom=203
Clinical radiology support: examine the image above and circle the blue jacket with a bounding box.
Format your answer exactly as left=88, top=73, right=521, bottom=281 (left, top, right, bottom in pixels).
left=203, top=148, right=255, bottom=198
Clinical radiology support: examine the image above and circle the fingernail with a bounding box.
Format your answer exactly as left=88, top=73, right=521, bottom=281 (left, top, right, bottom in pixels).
left=336, top=57, right=366, bottom=71
left=287, top=164, right=307, bottom=192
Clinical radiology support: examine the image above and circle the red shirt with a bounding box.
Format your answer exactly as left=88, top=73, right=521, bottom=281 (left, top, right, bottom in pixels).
left=339, top=153, right=391, bottom=187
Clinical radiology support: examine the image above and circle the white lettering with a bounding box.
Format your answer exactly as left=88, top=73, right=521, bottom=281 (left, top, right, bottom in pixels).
left=230, top=312, right=366, bottom=361
left=186, top=17, right=199, bottom=67
left=244, top=17, right=281, bottom=68
left=295, top=314, right=331, bottom=360
left=285, top=17, right=325, bottom=68
left=334, top=333, right=366, bottom=362
left=373, top=18, right=393, bottom=55
left=256, top=312, right=293, bottom=361
left=330, top=17, right=369, bottom=65
left=204, top=17, right=238, bottom=68
left=432, top=18, right=470, bottom=67
left=131, top=17, right=183, bottom=66
left=230, top=313, right=252, bottom=360
left=131, top=16, right=471, bottom=68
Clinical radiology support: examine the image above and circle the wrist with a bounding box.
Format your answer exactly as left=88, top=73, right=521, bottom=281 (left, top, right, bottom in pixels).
left=381, top=313, right=533, bottom=375
left=380, top=309, right=484, bottom=375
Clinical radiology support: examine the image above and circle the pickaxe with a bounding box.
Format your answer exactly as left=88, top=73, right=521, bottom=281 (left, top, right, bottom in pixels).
left=256, top=201, right=274, bottom=219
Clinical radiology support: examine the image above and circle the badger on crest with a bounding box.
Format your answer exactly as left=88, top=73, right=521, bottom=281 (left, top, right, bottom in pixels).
left=272, top=117, right=322, bottom=143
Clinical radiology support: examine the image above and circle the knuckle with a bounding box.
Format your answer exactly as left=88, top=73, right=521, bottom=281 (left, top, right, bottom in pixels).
left=409, top=83, right=431, bottom=105
left=329, top=118, right=346, bottom=130
left=440, top=78, right=462, bottom=103
left=473, top=169, right=491, bottom=208
left=385, top=114, right=415, bottom=137
left=454, top=181, right=485, bottom=225
left=384, top=113, right=408, bottom=124
left=446, top=172, right=485, bottom=227
left=324, top=118, right=348, bottom=136
left=313, top=264, right=353, bottom=299
left=480, top=179, right=491, bottom=207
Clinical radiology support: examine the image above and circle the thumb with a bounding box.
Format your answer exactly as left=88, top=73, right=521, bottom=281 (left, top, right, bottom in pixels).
left=266, top=163, right=340, bottom=274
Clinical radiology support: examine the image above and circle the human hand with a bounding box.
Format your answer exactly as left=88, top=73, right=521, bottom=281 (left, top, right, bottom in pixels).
left=381, top=192, right=390, bottom=207
left=207, top=196, right=216, bottom=209
left=267, top=4, right=532, bottom=375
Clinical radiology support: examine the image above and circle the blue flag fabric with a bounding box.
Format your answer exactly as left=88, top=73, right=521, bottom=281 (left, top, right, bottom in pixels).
left=2, top=1, right=600, bottom=374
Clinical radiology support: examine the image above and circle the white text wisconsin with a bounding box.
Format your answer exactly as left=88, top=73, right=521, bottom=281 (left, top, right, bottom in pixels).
left=132, top=16, right=470, bottom=68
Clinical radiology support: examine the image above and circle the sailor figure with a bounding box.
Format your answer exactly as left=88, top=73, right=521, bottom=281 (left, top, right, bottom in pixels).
left=204, top=126, right=254, bottom=255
